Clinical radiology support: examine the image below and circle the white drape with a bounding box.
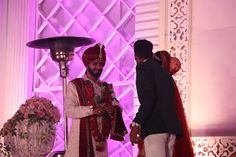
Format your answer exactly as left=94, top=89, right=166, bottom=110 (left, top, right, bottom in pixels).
left=0, top=0, right=34, bottom=128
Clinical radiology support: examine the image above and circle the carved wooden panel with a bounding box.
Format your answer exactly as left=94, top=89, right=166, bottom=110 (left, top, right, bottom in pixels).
left=167, top=0, right=190, bottom=115
left=192, top=136, right=236, bottom=157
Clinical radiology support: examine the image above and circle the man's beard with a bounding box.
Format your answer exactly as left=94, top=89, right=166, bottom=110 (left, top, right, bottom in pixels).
left=87, top=67, right=102, bottom=79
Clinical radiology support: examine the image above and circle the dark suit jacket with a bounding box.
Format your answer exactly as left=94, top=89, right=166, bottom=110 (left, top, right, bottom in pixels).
left=134, top=59, right=182, bottom=139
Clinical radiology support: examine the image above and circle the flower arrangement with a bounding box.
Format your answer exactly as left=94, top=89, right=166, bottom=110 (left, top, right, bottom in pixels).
left=0, top=96, right=60, bottom=137
left=0, top=96, right=60, bottom=157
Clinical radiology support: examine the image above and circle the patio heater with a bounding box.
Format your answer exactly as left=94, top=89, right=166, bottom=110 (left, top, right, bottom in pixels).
left=26, top=36, right=95, bottom=156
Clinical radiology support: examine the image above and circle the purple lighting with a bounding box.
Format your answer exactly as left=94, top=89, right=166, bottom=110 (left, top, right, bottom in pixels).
left=35, top=0, right=135, bottom=156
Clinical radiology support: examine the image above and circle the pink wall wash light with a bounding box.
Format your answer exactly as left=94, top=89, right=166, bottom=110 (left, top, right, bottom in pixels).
left=33, top=0, right=135, bottom=156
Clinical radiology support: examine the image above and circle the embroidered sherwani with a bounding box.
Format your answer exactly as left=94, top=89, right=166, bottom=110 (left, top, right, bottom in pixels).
left=64, top=75, right=125, bottom=157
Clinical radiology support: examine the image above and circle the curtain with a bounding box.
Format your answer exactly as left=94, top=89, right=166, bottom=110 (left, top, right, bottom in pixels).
left=0, top=0, right=33, bottom=128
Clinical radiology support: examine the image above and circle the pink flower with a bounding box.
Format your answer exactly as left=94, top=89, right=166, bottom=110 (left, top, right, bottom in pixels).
left=24, top=112, right=29, bottom=119
left=0, top=96, right=61, bottom=137
left=37, top=111, right=45, bottom=118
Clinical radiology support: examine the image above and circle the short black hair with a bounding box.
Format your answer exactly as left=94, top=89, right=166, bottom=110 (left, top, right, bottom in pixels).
left=134, top=39, right=153, bottom=59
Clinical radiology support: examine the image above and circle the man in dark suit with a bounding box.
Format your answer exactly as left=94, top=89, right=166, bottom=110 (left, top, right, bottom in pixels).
left=129, top=39, right=182, bottom=157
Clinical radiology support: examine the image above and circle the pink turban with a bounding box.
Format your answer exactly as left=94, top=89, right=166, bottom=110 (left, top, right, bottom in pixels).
left=82, top=44, right=106, bottom=66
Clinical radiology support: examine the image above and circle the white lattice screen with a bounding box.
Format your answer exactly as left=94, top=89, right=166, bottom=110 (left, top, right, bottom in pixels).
left=34, top=0, right=135, bottom=156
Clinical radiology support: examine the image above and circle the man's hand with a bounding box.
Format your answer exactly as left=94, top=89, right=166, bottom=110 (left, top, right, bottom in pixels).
left=93, top=106, right=106, bottom=116
left=104, top=106, right=116, bottom=116
left=129, top=123, right=141, bottom=145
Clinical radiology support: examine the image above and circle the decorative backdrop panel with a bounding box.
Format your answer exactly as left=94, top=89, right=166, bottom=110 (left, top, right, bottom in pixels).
left=167, top=0, right=191, bottom=118
left=167, top=1, right=236, bottom=157
left=192, top=136, right=236, bottom=157
left=34, top=0, right=135, bottom=156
